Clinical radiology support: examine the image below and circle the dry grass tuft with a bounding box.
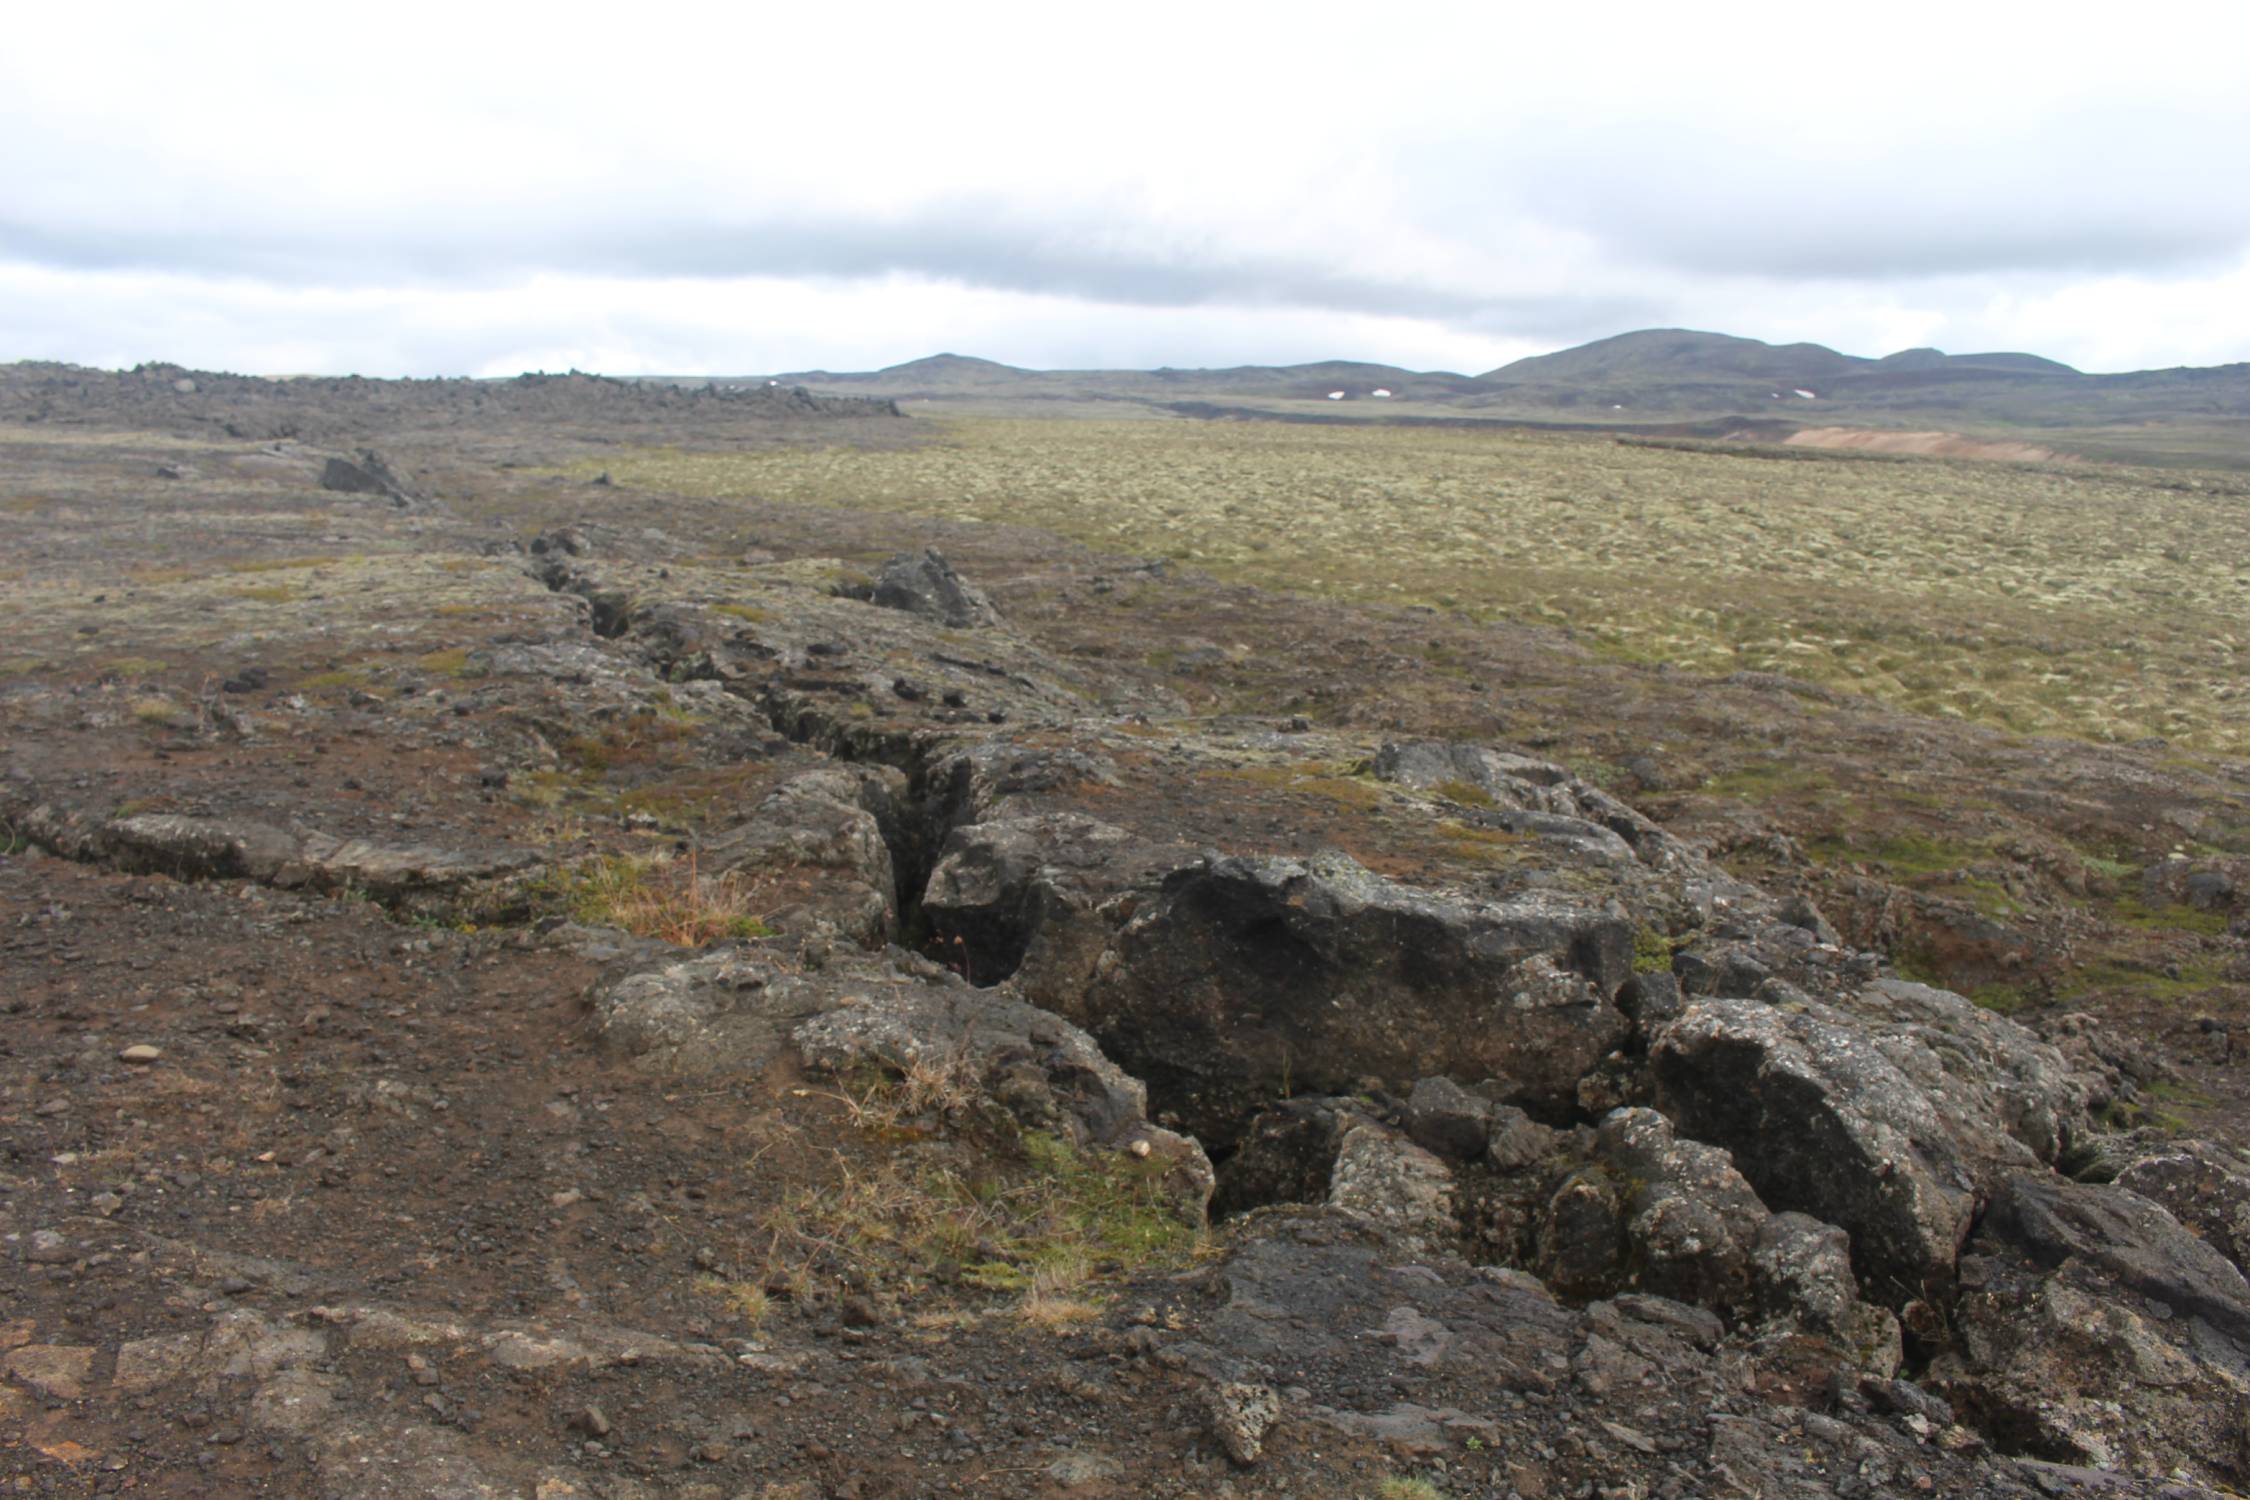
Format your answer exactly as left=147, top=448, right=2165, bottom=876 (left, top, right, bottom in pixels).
left=562, top=852, right=773, bottom=946
left=1018, top=1254, right=1103, bottom=1332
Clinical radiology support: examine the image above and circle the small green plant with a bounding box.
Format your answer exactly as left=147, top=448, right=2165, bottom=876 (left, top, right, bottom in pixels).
left=1962, top=981, right=2032, bottom=1015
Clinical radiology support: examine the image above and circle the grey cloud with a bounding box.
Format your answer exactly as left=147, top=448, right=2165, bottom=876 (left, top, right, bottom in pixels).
left=0, top=200, right=1545, bottom=328
left=1420, top=111, right=2250, bottom=283
left=1571, top=196, right=2250, bottom=281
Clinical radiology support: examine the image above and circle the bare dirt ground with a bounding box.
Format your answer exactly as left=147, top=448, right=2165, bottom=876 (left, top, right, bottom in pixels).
left=1778, top=428, right=2071, bottom=463
left=2, top=365, right=2247, bottom=1499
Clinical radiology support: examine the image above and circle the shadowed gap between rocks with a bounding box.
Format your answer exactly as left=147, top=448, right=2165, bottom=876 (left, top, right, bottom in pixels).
left=728, top=685, right=982, bottom=961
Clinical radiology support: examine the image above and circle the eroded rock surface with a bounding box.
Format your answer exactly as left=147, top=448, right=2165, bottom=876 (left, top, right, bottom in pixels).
left=1931, top=1177, right=2250, bottom=1488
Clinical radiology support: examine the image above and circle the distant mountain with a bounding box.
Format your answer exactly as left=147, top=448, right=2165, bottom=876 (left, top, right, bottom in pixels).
left=1481, top=329, right=1865, bottom=385
left=721, top=330, right=2249, bottom=467
left=789, top=353, right=1028, bottom=389
left=758, top=354, right=1480, bottom=403
left=1479, top=330, right=2079, bottom=387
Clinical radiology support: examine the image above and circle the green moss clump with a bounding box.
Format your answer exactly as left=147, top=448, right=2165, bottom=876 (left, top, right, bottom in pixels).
left=1632, top=925, right=1676, bottom=975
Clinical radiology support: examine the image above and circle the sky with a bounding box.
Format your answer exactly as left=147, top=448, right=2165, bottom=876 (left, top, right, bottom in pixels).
left=4, top=2, right=2249, bottom=378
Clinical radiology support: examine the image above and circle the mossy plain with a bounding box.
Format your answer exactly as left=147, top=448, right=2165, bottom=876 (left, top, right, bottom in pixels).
left=558, top=418, right=2250, bottom=757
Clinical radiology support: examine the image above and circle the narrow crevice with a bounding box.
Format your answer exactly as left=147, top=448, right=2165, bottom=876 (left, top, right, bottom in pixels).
left=736, top=681, right=986, bottom=959
left=528, top=553, right=632, bottom=638
left=1206, top=1095, right=1355, bottom=1219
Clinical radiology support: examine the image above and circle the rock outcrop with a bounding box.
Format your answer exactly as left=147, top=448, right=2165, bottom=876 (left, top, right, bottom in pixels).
left=1931, top=1176, right=2250, bottom=1485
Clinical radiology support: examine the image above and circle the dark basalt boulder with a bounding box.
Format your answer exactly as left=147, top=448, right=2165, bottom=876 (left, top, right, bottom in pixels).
left=317, top=447, right=428, bottom=509
left=871, top=547, right=1000, bottom=628
left=1063, top=851, right=1633, bottom=1151
left=920, top=811, right=1189, bottom=989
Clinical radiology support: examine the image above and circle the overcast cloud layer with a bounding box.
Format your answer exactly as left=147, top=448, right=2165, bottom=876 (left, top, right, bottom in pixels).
left=4, top=1, right=2248, bottom=376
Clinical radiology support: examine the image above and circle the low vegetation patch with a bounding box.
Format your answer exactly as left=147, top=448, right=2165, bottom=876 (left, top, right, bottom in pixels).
left=1208, top=760, right=1387, bottom=811
left=414, top=646, right=483, bottom=679
left=553, top=420, right=2250, bottom=755
left=751, top=1057, right=1204, bottom=1327
left=223, top=554, right=345, bottom=574
left=541, top=852, right=773, bottom=945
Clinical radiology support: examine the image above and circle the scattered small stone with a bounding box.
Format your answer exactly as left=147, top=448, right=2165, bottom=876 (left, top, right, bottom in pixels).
left=571, top=1404, right=612, bottom=1439
left=3, top=1344, right=96, bottom=1400
left=1046, top=1451, right=1125, bottom=1486
left=117, top=1045, right=163, bottom=1065
left=26, top=1230, right=75, bottom=1265
left=1205, top=1381, right=1280, bottom=1465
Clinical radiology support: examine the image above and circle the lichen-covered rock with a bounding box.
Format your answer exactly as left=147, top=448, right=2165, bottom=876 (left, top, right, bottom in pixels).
left=1327, top=1122, right=1456, bottom=1254
left=1370, top=739, right=1684, bottom=865
left=1651, top=1000, right=1991, bottom=1300
left=1185, top=1224, right=2062, bottom=1498
left=1583, top=1106, right=1770, bottom=1316
left=1930, top=1176, right=2250, bottom=1489
left=13, top=804, right=541, bottom=905
left=2114, top=1140, right=2250, bottom=1275
left=588, top=949, right=815, bottom=1068
left=1751, top=1213, right=1903, bottom=1376
left=1835, top=979, right=2095, bottom=1165
left=317, top=447, right=426, bottom=508
left=1485, top=1104, right=1565, bottom=1172
left=588, top=949, right=1213, bottom=1211
left=1203, top=1380, right=1281, bottom=1465
left=922, top=740, right=1122, bottom=824
left=701, top=765, right=903, bottom=947
left=1652, top=983, right=2105, bottom=1302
